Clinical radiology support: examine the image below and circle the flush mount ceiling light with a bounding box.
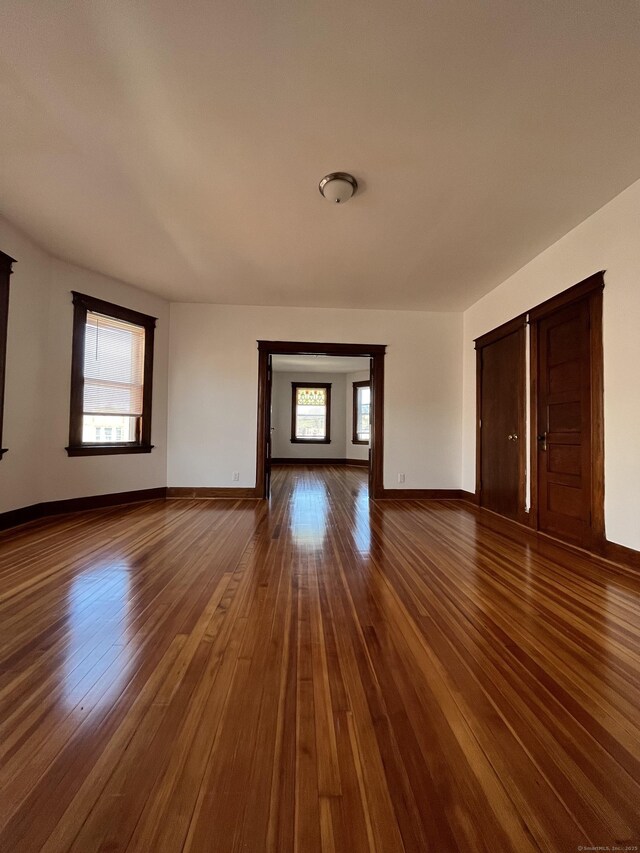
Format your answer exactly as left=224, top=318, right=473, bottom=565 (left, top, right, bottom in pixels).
left=318, top=172, right=358, bottom=204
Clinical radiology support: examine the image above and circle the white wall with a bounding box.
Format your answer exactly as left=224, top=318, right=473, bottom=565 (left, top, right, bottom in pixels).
left=168, top=305, right=462, bottom=490
left=0, top=218, right=50, bottom=514
left=346, top=369, right=370, bottom=461
left=462, top=178, right=640, bottom=551
left=271, top=371, right=346, bottom=458
left=0, top=215, right=169, bottom=513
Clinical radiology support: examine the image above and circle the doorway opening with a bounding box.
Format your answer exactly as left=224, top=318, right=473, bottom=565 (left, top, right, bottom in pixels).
left=256, top=341, right=386, bottom=499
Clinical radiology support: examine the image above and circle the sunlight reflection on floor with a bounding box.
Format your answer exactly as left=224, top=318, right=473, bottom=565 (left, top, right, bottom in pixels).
left=63, top=565, right=132, bottom=711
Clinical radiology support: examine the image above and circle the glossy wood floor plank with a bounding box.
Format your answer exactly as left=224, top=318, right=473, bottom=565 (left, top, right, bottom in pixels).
left=1, top=466, right=639, bottom=852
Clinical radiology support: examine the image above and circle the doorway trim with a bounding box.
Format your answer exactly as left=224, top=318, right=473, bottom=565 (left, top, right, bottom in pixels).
left=256, top=340, right=387, bottom=499
left=528, top=271, right=605, bottom=549
left=474, top=313, right=528, bottom=523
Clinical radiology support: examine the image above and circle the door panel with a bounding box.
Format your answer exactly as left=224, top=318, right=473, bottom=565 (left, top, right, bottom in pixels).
left=548, top=400, right=581, bottom=432
left=549, top=359, right=581, bottom=394
left=548, top=482, right=583, bottom=517
left=478, top=325, right=525, bottom=521
left=536, top=298, right=591, bottom=546
left=548, top=444, right=581, bottom=476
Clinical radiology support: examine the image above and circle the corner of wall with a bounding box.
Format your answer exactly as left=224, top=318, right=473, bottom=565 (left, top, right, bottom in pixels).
left=0, top=215, right=171, bottom=514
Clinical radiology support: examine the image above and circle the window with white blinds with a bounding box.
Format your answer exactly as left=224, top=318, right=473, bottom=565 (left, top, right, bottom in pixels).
left=67, top=292, right=156, bottom=456
left=84, top=312, right=145, bottom=417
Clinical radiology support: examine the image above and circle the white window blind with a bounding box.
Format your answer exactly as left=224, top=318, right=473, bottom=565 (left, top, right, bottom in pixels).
left=83, top=311, right=145, bottom=417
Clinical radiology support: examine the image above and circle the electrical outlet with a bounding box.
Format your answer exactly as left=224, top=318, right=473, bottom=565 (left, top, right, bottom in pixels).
left=232, top=471, right=240, bottom=482
left=398, top=473, right=405, bottom=484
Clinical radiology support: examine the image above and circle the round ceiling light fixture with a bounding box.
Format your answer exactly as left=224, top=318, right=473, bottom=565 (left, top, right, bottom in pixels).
left=319, top=172, right=358, bottom=204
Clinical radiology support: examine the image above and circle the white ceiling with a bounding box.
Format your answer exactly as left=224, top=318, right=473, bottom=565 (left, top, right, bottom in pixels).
left=272, top=355, right=369, bottom=374
left=1, top=1, right=640, bottom=311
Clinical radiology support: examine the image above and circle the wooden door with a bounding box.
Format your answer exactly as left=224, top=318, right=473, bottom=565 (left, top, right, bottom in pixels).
left=264, top=354, right=273, bottom=498
left=476, top=319, right=526, bottom=521
left=534, top=296, right=595, bottom=546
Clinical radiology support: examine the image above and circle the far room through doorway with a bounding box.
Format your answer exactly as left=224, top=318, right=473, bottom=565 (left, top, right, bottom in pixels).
left=255, top=341, right=386, bottom=500
left=270, top=353, right=371, bottom=468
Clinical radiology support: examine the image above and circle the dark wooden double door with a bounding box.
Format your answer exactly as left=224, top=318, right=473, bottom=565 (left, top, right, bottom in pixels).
left=477, top=277, right=603, bottom=549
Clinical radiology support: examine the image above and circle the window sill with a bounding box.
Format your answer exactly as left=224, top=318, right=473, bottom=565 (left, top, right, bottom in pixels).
left=352, top=439, right=369, bottom=446
left=66, top=444, right=154, bottom=457
left=0, top=448, right=8, bottom=459
left=290, top=438, right=331, bottom=445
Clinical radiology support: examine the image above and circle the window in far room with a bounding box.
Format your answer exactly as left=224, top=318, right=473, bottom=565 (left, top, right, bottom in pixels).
left=291, top=383, right=331, bottom=443
left=352, top=380, right=370, bottom=444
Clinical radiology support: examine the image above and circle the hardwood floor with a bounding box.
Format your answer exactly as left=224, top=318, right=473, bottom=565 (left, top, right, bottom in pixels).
left=1, top=465, right=639, bottom=852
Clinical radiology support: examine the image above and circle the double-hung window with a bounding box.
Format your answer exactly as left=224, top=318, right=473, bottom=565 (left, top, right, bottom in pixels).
left=0, top=250, right=15, bottom=460
left=291, top=383, right=331, bottom=443
left=352, top=380, right=370, bottom=444
left=67, top=292, right=156, bottom=456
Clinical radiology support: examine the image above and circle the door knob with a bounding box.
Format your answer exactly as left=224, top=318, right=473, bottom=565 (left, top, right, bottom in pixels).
left=537, top=432, right=547, bottom=451
left=507, top=434, right=518, bottom=441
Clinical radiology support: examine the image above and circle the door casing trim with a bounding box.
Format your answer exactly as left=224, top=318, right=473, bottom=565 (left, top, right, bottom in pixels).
left=256, top=341, right=386, bottom=499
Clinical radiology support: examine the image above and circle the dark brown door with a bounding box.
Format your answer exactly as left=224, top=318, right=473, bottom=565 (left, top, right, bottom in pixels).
left=264, top=354, right=273, bottom=498
left=477, top=321, right=525, bottom=521
left=535, top=298, right=592, bottom=546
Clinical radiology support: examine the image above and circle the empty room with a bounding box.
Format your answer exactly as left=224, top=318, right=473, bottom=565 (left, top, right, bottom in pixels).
left=1, top=2, right=639, bottom=851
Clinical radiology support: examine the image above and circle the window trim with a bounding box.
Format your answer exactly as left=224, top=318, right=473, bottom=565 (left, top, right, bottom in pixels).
left=290, top=382, right=332, bottom=444
left=352, top=379, right=370, bottom=445
left=0, top=250, right=16, bottom=460
left=66, top=291, right=157, bottom=457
